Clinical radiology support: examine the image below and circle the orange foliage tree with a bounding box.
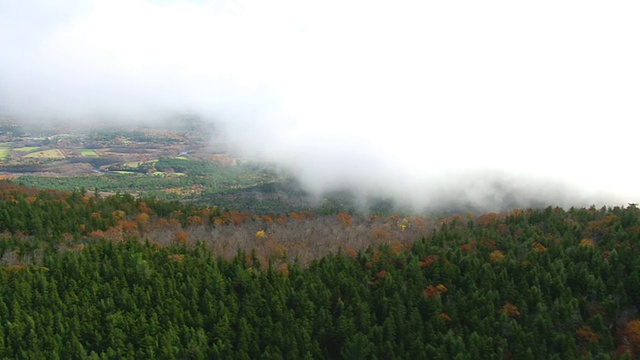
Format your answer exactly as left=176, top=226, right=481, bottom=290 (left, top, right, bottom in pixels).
left=337, top=212, right=352, bottom=226
left=186, top=215, right=204, bottom=227
left=420, top=255, right=438, bottom=268
left=344, top=247, right=358, bottom=258
left=460, top=242, right=476, bottom=254
left=424, top=284, right=448, bottom=300
left=477, top=212, right=499, bottom=227
left=174, top=230, right=189, bottom=245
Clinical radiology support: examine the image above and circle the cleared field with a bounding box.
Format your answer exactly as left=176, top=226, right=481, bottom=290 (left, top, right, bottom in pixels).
left=123, top=161, right=143, bottom=167
left=123, top=160, right=157, bottom=167
left=0, top=147, right=9, bottom=161
left=23, top=149, right=65, bottom=159
left=153, top=171, right=186, bottom=176
left=80, top=150, right=99, bottom=157
left=14, top=146, right=39, bottom=152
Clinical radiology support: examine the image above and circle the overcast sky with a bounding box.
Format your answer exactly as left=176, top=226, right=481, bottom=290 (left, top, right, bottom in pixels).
left=1, top=0, right=639, bottom=210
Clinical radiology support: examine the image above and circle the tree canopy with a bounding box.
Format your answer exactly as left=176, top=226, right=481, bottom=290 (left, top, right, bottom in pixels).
left=1, top=181, right=639, bottom=358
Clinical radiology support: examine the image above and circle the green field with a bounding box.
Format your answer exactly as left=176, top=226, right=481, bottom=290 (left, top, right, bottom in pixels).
left=14, top=146, right=39, bottom=152
left=80, top=149, right=99, bottom=157
left=24, top=149, right=65, bottom=159
left=173, top=156, right=189, bottom=160
left=123, top=161, right=143, bottom=167
left=0, top=147, right=9, bottom=162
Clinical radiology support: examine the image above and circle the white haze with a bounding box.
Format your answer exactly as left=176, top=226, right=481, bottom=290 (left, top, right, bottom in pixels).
left=1, top=0, right=639, bottom=211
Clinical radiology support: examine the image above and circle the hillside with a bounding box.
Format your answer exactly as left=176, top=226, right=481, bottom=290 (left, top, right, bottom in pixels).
left=0, top=119, right=280, bottom=200
left=1, top=181, right=639, bottom=358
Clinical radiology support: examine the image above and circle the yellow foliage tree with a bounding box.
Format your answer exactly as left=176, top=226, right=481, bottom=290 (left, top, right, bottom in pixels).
left=266, top=240, right=287, bottom=260
left=490, top=250, right=505, bottom=262
left=111, top=210, right=126, bottom=221
left=135, top=213, right=149, bottom=228
left=398, top=218, right=409, bottom=231
left=533, top=242, right=547, bottom=253
left=579, top=239, right=595, bottom=248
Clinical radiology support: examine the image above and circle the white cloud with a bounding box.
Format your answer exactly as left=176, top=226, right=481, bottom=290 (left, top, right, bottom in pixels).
left=1, top=0, right=639, bottom=209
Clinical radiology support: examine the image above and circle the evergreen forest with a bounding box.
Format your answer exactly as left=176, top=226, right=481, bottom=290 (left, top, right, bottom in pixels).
left=1, top=180, right=640, bottom=359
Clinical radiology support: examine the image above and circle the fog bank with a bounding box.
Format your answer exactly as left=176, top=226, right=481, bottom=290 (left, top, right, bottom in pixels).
left=1, top=0, right=639, bottom=211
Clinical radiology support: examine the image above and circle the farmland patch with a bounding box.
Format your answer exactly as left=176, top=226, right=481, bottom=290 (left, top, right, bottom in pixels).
left=0, top=147, right=9, bottom=162
left=80, top=150, right=99, bottom=157
left=14, top=146, right=39, bottom=152
left=24, top=149, right=65, bottom=159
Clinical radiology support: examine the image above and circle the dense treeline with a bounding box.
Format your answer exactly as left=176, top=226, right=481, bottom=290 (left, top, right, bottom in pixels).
left=0, top=181, right=425, bottom=265
left=1, top=181, right=640, bottom=358
left=15, top=161, right=278, bottom=202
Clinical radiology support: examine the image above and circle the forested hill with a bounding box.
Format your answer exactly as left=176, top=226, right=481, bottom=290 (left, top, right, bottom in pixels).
left=1, top=181, right=640, bottom=358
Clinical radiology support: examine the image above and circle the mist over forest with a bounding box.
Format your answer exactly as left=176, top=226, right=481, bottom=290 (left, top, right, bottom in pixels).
left=2, top=2, right=640, bottom=358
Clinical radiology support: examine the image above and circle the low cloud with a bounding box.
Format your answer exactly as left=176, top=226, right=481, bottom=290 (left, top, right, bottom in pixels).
left=1, top=0, right=639, bottom=211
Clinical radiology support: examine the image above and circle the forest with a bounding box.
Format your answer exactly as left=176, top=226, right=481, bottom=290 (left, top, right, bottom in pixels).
left=1, top=180, right=640, bottom=358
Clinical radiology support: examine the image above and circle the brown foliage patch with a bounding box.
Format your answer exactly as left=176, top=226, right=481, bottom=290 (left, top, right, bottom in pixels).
left=420, top=255, right=438, bottom=268
left=501, top=303, right=520, bottom=318
left=533, top=242, right=547, bottom=253
left=168, top=254, right=185, bottom=262
left=276, top=263, right=289, bottom=276
left=424, top=284, right=447, bottom=300
left=477, top=212, right=499, bottom=227
left=627, top=319, right=640, bottom=349
left=337, top=212, right=352, bottom=227
left=376, top=270, right=389, bottom=281
left=460, top=242, right=476, bottom=254
left=174, top=230, right=189, bottom=245
left=576, top=325, right=599, bottom=344
left=344, top=247, right=358, bottom=258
